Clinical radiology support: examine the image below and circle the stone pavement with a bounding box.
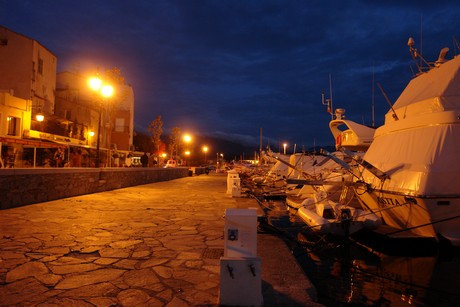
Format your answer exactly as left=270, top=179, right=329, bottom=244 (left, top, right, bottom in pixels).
left=0, top=173, right=320, bottom=306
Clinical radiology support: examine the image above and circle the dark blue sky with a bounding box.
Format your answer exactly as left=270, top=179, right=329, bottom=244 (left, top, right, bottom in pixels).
left=2, top=0, right=460, bottom=150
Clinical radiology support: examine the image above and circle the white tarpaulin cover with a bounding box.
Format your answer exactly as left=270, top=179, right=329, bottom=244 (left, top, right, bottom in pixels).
left=364, top=54, right=460, bottom=197
left=364, top=124, right=459, bottom=196
left=391, top=54, right=460, bottom=112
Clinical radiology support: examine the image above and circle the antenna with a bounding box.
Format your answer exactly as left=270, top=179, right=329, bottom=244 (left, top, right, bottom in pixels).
left=259, top=127, right=262, bottom=154
left=377, top=82, right=399, bottom=120
left=420, top=14, right=423, bottom=69
left=408, top=37, right=431, bottom=74
left=329, top=74, right=333, bottom=118
left=321, top=74, right=334, bottom=120
left=453, top=36, right=460, bottom=56
left=372, top=64, right=375, bottom=127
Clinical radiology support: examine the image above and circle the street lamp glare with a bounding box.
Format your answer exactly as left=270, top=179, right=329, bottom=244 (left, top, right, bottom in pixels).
left=101, top=85, right=114, bottom=98
left=88, top=75, right=113, bottom=168
left=88, top=77, right=102, bottom=91
left=36, top=114, right=44, bottom=122
left=183, top=134, right=192, bottom=143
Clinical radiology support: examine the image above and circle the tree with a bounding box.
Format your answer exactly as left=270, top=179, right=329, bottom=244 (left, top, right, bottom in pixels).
left=168, top=127, right=181, bottom=159
left=133, top=130, right=154, bottom=153
left=148, top=116, right=163, bottom=155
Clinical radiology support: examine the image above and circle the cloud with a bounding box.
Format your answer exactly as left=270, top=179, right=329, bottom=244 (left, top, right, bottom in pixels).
left=2, top=0, right=460, bottom=149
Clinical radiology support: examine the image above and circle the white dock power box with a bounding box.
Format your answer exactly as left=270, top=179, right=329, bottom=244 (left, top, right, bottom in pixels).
left=224, top=208, right=257, bottom=258
left=220, top=208, right=262, bottom=306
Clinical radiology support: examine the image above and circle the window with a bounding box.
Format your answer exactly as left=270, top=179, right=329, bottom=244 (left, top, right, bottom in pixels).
left=38, top=58, right=43, bottom=75
left=7, top=116, right=20, bottom=136
left=115, top=118, right=125, bottom=132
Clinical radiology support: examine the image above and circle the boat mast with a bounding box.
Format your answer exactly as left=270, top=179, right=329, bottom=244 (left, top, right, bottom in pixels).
left=372, top=64, right=375, bottom=127
left=377, top=82, right=399, bottom=121
left=321, top=74, right=334, bottom=120
left=259, top=127, right=262, bottom=154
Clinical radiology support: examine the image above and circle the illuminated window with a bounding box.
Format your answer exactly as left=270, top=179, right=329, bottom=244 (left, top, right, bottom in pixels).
left=7, top=116, right=19, bottom=136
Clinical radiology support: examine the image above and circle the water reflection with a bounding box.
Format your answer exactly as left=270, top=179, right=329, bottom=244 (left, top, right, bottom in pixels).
left=260, top=198, right=460, bottom=306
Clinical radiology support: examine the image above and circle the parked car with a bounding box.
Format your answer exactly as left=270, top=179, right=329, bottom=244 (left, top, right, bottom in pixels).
left=164, top=159, right=177, bottom=168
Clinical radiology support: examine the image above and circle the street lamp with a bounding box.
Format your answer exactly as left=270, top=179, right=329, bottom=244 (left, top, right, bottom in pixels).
left=183, top=134, right=192, bottom=144
left=283, top=143, right=287, bottom=155
left=36, top=113, right=44, bottom=122
left=89, top=76, right=113, bottom=168
left=202, top=146, right=208, bottom=164
left=184, top=150, right=190, bottom=166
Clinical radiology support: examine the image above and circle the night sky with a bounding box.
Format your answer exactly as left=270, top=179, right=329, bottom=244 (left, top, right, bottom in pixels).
left=2, top=0, right=460, bottom=151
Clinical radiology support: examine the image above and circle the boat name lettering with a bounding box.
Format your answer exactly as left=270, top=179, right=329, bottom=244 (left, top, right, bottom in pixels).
left=377, top=197, right=402, bottom=207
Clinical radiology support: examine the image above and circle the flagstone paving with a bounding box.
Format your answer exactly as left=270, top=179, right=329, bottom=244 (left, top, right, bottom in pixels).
left=0, top=173, right=319, bottom=306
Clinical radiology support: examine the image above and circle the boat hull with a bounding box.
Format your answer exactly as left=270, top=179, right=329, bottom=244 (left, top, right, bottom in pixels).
left=355, top=185, right=460, bottom=245
left=297, top=206, right=364, bottom=235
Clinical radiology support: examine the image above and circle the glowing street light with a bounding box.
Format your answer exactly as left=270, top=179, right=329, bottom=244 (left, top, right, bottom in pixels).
left=183, top=134, right=192, bottom=143
left=35, top=113, right=44, bottom=122
left=202, top=146, right=208, bottom=163
left=88, top=76, right=114, bottom=168
left=283, top=143, right=287, bottom=155
left=183, top=150, right=190, bottom=166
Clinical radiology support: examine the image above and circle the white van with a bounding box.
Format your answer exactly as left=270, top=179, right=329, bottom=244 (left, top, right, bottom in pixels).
left=164, top=159, right=177, bottom=168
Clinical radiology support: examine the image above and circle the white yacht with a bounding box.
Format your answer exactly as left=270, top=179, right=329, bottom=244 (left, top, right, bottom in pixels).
left=353, top=38, right=460, bottom=246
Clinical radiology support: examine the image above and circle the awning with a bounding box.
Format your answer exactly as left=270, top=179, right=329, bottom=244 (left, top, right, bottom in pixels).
left=0, top=137, right=65, bottom=148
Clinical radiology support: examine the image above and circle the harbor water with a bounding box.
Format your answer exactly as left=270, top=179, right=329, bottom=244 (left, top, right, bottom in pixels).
left=258, top=197, right=460, bottom=306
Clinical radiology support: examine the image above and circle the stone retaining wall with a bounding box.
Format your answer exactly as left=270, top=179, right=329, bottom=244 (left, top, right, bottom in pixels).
left=0, top=167, right=201, bottom=210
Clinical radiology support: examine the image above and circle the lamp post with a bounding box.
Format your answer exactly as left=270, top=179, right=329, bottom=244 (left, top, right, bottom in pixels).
left=202, top=146, right=208, bottom=164
left=89, top=76, right=113, bottom=168
left=184, top=150, right=190, bottom=166
left=182, top=134, right=192, bottom=165
left=283, top=143, right=287, bottom=155
left=183, top=134, right=192, bottom=144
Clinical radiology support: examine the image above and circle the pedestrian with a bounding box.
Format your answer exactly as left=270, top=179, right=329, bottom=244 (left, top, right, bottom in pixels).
left=148, top=153, right=158, bottom=167
left=72, top=149, right=82, bottom=167
left=54, top=148, right=64, bottom=167
left=141, top=152, right=148, bottom=167
left=125, top=153, right=133, bottom=167
left=113, top=151, right=120, bottom=167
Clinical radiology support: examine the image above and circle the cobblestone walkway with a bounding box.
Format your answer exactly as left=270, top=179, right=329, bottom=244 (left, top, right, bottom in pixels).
left=1, top=173, right=321, bottom=306
left=0, top=174, right=236, bottom=306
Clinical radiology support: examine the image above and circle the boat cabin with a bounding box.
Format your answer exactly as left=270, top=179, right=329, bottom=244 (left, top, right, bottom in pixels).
left=329, top=109, right=375, bottom=152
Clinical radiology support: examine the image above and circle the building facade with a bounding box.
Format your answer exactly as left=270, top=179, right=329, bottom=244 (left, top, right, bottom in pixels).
left=56, top=71, right=135, bottom=152
left=0, top=25, right=135, bottom=167
left=0, top=26, right=56, bottom=118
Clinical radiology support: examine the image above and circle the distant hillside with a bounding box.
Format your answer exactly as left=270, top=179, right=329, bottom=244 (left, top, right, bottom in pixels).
left=134, top=129, right=335, bottom=161
left=194, top=135, right=336, bottom=161
left=193, top=135, right=258, bottom=160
